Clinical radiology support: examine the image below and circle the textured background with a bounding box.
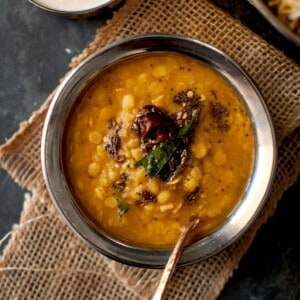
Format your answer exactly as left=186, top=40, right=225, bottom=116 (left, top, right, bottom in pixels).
left=0, top=0, right=299, bottom=298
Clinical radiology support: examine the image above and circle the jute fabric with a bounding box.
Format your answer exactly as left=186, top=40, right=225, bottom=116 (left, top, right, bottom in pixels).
left=0, top=0, right=299, bottom=299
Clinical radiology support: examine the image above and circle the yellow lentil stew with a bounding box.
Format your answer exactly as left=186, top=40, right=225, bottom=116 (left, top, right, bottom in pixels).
left=63, top=53, right=254, bottom=247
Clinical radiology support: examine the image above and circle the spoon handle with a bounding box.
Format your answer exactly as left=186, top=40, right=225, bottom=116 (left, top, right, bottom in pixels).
left=152, top=218, right=200, bottom=300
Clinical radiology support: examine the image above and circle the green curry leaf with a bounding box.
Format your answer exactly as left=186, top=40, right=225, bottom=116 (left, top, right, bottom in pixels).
left=177, top=108, right=199, bottom=137
left=118, top=199, right=129, bottom=217
left=136, top=139, right=181, bottom=178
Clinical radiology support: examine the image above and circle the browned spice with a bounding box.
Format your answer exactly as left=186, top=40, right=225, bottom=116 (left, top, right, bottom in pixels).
left=173, top=90, right=202, bottom=128
left=135, top=190, right=157, bottom=207
left=112, top=173, right=127, bottom=192
left=185, top=187, right=200, bottom=205
left=104, top=120, right=125, bottom=162
left=209, top=102, right=230, bottom=131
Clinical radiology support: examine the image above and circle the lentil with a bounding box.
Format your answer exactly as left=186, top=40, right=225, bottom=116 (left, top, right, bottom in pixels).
left=63, top=53, right=254, bottom=246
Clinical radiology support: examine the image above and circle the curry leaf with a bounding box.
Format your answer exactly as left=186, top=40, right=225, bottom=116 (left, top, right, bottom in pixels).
left=177, top=108, right=199, bottom=137
left=118, top=199, right=129, bottom=217
left=136, top=139, right=181, bottom=178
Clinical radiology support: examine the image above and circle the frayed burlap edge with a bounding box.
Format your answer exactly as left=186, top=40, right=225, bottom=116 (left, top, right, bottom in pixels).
left=0, top=0, right=300, bottom=299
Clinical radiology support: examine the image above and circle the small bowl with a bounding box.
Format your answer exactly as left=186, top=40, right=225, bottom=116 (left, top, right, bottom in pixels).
left=41, top=33, right=277, bottom=268
left=29, top=0, right=121, bottom=17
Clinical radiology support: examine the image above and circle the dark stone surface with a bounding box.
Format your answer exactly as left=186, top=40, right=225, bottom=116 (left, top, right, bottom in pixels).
left=0, top=0, right=299, bottom=299
left=220, top=180, right=300, bottom=299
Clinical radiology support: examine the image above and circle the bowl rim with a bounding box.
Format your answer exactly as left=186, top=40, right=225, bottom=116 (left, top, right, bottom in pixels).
left=41, top=33, right=277, bottom=268
left=28, top=0, right=118, bottom=16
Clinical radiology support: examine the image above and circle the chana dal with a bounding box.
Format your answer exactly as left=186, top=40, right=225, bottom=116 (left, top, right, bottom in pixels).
left=63, top=53, right=254, bottom=247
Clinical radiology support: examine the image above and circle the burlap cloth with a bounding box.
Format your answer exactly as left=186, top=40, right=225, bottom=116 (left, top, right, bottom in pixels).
left=0, top=0, right=299, bottom=299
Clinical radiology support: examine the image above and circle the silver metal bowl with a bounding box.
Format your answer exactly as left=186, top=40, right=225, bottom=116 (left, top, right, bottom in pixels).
left=29, top=0, right=120, bottom=17
left=248, top=0, right=300, bottom=47
left=41, top=33, right=277, bottom=268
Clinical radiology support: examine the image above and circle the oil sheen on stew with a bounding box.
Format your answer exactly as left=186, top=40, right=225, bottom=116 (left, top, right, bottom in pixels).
left=63, top=53, right=254, bottom=247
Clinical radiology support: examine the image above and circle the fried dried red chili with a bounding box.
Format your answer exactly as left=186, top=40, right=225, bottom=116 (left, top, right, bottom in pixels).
left=132, top=105, right=178, bottom=152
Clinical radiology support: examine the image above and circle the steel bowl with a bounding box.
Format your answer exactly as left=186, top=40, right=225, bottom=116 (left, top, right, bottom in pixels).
left=29, top=0, right=121, bottom=17
left=41, top=33, right=277, bottom=268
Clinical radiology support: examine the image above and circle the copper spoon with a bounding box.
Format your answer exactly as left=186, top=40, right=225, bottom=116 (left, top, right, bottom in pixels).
left=152, top=217, right=200, bottom=300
